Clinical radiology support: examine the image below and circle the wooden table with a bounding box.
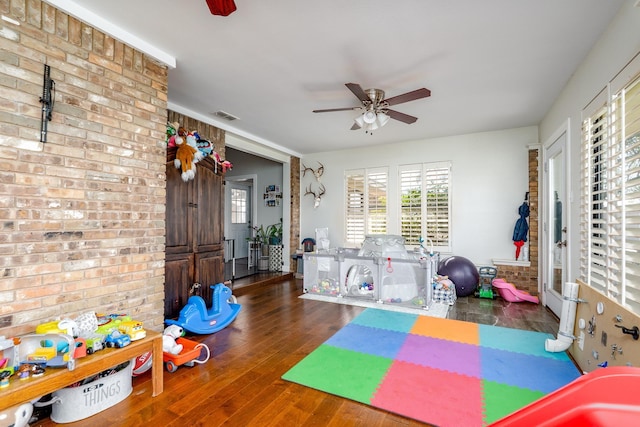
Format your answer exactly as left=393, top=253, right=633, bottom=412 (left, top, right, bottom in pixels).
left=0, top=330, right=163, bottom=410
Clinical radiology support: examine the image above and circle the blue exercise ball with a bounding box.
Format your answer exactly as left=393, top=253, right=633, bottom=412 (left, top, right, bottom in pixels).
left=438, top=256, right=479, bottom=297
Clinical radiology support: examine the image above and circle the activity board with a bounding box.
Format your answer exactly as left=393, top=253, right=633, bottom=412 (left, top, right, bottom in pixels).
left=569, top=280, right=640, bottom=372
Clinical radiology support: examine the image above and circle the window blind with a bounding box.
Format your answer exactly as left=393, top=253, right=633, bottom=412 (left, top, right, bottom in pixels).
left=345, top=168, right=388, bottom=246
left=399, top=162, right=451, bottom=250
left=581, top=66, right=640, bottom=314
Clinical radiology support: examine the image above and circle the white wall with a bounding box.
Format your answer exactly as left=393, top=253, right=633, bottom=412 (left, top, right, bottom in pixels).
left=539, top=1, right=640, bottom=282
left=300, top=126, right=538, bottom=265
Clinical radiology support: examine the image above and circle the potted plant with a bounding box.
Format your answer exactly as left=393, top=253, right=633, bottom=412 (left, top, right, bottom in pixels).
left=266, top=219, right=283, bottom=245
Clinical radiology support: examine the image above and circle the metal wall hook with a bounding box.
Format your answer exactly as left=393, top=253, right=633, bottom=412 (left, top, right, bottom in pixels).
left=615, top=324, right=639, bottom=340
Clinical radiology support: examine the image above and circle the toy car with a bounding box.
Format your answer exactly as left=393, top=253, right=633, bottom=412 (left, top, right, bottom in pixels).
left=104, top=331, right=131, bottom=348
left=84, top=334, right=105, bottom=355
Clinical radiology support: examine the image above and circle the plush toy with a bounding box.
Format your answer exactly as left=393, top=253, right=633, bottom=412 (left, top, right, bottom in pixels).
left=162, top=325, right=184, bottom=355
left=212, top=151, right=233, bottom=173
left=166, top=121, right=179, bottom=147
left=196, top=138, right=213, bottom=157
left=174, top=127, right=204, bottom=182
left=435, top=275, right=454, bottom=291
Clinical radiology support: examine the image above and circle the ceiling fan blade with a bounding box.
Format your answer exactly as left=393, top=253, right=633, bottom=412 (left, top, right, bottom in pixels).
left=386, top=109, right=418, bottom=124
left=345, top=83, right=370, bottom=103
left=313, top=107, right=360, bottom=113
left=350, top=122, right=361, bottom=130
left=384, top=88, right=431, bottom=106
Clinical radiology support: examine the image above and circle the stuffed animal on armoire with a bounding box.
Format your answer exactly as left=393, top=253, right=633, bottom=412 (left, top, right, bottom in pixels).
left=174, top=127, right=204, bottom=182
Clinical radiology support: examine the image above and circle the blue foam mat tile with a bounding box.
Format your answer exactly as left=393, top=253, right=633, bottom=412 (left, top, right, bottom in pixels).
left=478, top=324, right=568, bottom=360
left=480, top=347, right=582, bottom=393
left=352, top=308, right=418, bottom=333
left=325, top=323, right=409, bottom=359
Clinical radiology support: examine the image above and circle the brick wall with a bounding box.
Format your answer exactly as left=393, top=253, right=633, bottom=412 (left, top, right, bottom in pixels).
left=495, top=148, right=539, bottom=295
left=0, top=0, right=168, bottom=335
left=290, top=156, right=300, bottom=269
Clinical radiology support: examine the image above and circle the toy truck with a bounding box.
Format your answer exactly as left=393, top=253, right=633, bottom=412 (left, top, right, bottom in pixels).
left=84, top=334, right=105, bottom=355
left=118, top=320, right=146, bottom=341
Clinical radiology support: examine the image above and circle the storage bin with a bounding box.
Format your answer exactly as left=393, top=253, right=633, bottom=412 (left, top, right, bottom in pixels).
left=49, top=361, right=132, bottom=423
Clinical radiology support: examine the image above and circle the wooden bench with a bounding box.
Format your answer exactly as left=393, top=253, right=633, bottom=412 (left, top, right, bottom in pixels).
left=0, top=330, right=163, bottom=410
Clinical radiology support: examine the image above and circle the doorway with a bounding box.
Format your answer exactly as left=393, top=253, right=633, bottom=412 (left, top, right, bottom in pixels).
left=542, top=120, right=569, bottom=316
left=224, top=175, right=257, bottom=280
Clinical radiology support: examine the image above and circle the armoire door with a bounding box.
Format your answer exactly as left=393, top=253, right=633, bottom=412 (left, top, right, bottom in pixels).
left=164, top=254, right=193, bottom=319
left=165, top=164, right=193, bottom=255
left=195, top=165, right=224, bottom=253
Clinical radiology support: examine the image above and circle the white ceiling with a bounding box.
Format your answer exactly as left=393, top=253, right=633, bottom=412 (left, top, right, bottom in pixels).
left=49, top=0, right=624, bottom=155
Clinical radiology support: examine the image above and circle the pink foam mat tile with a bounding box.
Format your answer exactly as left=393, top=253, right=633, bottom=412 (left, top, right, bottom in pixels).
left=372, top=360, right=483, bottom=427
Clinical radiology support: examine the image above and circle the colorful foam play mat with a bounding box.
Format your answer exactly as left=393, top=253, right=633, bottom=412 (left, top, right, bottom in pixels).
left=282, top=308, right=581, bottom=426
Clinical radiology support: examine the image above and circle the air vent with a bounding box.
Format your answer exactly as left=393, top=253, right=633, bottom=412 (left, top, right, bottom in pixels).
left=212, top=110, right=239, bottom=121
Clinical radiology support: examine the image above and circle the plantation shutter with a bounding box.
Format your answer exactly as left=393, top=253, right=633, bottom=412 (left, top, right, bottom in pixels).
left=399, top=166, right=422, bottom=246
left=620, top=72, right=640, bottom=312
left=425, top=164, right=451, bottom=248
left=367, top=170, right=388, bottom=235
left=582, top=101, right=609, bottom=294
left=346, top=171, right=365, bottom=245
left=345, top=168, right=388, bottom=246
left=581, top=56, right=640, bottom=315
left=399, top=162, right=451, bottom=250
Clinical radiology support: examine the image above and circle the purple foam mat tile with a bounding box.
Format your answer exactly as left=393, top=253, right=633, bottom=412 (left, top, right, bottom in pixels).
left=396, top=334, right=482, bottom=378
left=480, top=347, right=582, bottom=393
left=325, top=323, right=409, bottom=359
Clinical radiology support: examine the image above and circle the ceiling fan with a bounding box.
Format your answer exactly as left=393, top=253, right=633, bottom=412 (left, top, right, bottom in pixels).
left=313, top=83, right=431, bottom=132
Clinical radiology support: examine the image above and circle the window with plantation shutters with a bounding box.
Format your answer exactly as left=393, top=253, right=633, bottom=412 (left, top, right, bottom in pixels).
left=399, top=162, right=451, bottom=251
left=345, top=168, right=387, bottom=246
left=581, top=56, right=640, bottom=315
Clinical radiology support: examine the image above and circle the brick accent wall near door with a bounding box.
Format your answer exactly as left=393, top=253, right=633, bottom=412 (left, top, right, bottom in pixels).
left=0, top=0, right=168, bottom=335
left=495, top=148, right=539, bottom=295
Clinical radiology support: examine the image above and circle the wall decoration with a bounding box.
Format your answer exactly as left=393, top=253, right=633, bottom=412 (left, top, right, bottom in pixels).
left=304, top=183, right=325, bottom=209
left=302, top=162, right=324, bottom=182
left=264, top=185, right=282, bottom=207
left=39, top=64, right=55, bottom=143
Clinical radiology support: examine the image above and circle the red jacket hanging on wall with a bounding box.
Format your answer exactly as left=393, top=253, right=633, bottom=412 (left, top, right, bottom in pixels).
left=206, top=0, right=237, bottom=16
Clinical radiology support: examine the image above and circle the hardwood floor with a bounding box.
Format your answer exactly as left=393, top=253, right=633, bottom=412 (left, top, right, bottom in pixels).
left=32, top=277, right=560, bottom=427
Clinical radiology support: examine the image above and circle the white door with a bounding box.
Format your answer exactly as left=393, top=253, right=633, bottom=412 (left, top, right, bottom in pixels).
left=224, top=180, right=253, bottom=262
left=542, top=122, right=569, bottom=316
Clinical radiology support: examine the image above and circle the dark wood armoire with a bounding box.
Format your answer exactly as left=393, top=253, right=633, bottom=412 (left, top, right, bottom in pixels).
left=165, top=147, right=225, bottom=319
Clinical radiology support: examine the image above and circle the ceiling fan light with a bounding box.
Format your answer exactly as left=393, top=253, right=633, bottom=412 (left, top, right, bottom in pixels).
left=355, top=115, right=365, bottom=128
left=377, top=112, right=390, bottom=127
left=363, top=110, right=377, bottom=124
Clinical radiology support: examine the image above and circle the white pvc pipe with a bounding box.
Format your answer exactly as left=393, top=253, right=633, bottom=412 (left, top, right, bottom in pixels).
left=545, top=281, right=579, bottom=353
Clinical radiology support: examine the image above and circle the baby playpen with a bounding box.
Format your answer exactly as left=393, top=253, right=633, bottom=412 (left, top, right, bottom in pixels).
left=303, top=235, right=439, bottom=312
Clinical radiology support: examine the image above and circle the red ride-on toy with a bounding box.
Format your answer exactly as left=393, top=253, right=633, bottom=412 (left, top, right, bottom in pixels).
left=162, top=338, right=210, bottom=373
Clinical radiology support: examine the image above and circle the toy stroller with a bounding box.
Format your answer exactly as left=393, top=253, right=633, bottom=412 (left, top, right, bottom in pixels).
left=475, top=266, right=497, bottom=299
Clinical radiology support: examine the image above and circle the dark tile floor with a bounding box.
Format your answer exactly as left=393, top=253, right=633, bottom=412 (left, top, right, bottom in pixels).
left=448, top=294, right=560, bottom=335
